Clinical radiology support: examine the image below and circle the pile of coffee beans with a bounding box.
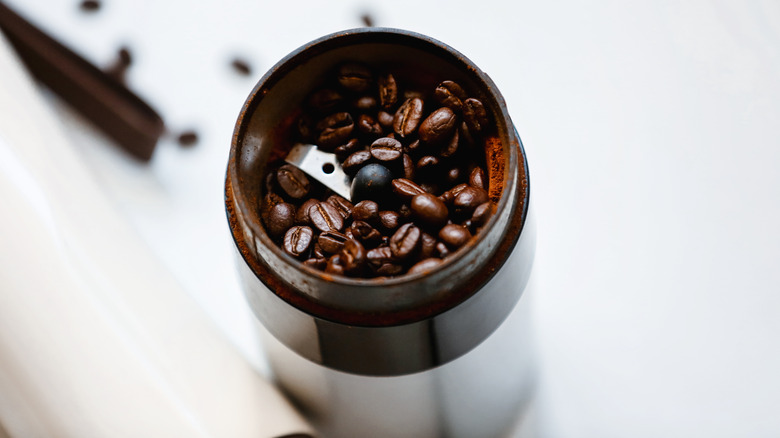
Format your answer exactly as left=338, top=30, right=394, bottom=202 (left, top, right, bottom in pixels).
left=260, top=62, right=497, bottom=278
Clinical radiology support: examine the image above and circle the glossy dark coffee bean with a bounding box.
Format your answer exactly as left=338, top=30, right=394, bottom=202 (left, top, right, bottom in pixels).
left=337, top=63, right=373, bottom=92
left=398, top=204, right=413, bottom=221
left=317, top=112, right=354, bottom=150
left=408, top=258, right=443, bottom=275
left=357, top=114, right=383, bottom=136
left=326, top=195, right=353, bottom=219
left=318, top=230, right=349, bottom=254
left=377, top=111, right=394, bottom=129
left=352, top=200, right=379, bottom=223
left=350, top=221, right=382, bottom=246
left=342, top=150, right=372, bottom=175
left=411, top=193, right=449, bottom=228
left=308, top=88, right=343, bottom=113
left=376, top=262, right=404, bottom=276
left=453, top=186, right=489, bottom=216
left=334, top=138, right=361, bottom=161
left=353, top=95, right=377, bottom=111
left=309, top=201, right=344, bottom=232
left=312, top=241, right=326, bottom=259
left=367, top=246, right=393, bottom=268
left=469, top=166, right=487, bottom=190
left=325, top=254, right=346, bottom=275
left=351, top=163, right=394, bottom=203
left=378, top=210, right=400, bottom=232
left=391, top=178, right=425, bottom=201
left=445, top=166, right=462, bottom=185
left=402, top=154, right=415, bottom=180
left=370, top=137, right=403, bottom=162
left=419, top=107, right=457, bottom=145
left=407, top=139, right=422, bottom=153
left=389, top=223, right=421, bottom=260
left=265, top=202, right=295, bottom=237
left=471, top=202, right=494, bottom=228
left=440, top=183, right=469, bottom=205
left=378, top=73, right=398, bottom=110
left=339, top=239, right=367, bottom=274
left=276, top=164, right=310, bottom=199
left=459, top=120, right=475, bottom=145
left=439, top=224, right=472, bottom=250
left=463, top=98, right=489, bottom=134
left=295, top=198, right=319, bottom=225
left=434, top=80, right=467, bottom=112
left=419, top=232, right=438, bottom=259
left=415, top=155, right=439, bottom=173
left=283, top=226, right=313, bottom=258
left=260, top=192, right=284, bottom=223
left=393, top=97, right=424, bottom=138
left=435, top=241, right=450, bottom=258
left=302, top=257, right=327, bottom=270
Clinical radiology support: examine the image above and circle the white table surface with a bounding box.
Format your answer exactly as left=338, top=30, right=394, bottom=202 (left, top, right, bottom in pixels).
left=4, top=1, right=780, bottom=436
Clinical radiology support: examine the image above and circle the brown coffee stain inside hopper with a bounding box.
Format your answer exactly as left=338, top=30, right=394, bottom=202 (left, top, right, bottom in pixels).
left=484, top=136, right=504, bottom=203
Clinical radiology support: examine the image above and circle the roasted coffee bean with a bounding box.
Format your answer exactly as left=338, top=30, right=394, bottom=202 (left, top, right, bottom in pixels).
left=350, top=221, right=382, bottom=246
left=471, top=202, right=494, bottom=227
left=469, top=166, right=487, bottom=190
left=326, top=195, right=353, bottom=219
left=357, top=114, right=383, bottom=136
left=445, top=166, right=462, bottom=185
left=419, top=232, right=438, bottom=259
left=459, top=120, right=475, bottom=145
left=260, top=192, right=284, bottom=222
left=407, top=139, right=422, bottom=153
left=318, top=230, right=349, bottom=254
left=352, top=200, right=379, bottom=223
left=340, top=239, right=367, bottom=274
left=453, top=186, right=489, bottom=216
left=276, top=164, right=310, bottom=199
left=440, top=183, right=469, bottom=204
left=440, top=129, right=459, bottom=158
left=398, top=204, right=413, bottom=221
left=312, top=241, right=326, bottom=259
left=377, top=111, right=394, bottom=129
left=338, top=63, right=373, bottom=93
left=296, top=198, right=319, bottom=225
left=367, top=246, right=394, bottom=267
left=317, top=112, right=354, bottom=150
left=283, top=226, right=313, bottom=258
left=334, top=138, right=361, bottom=161
left=370, top=137, right=403, bottom=162
left=420, top=182, right=439, bottom=195
left=309, top=201, right=344, bottom=232
left=308, top=88, right=343, bottom=113
left=419, top=107, right=457, bottom=145
left=265, top=202, right=295, bottom=237
left=434, top=80, right=467, bottom=112
left=416, top=155, right=439, bottom=172
left=439, top=224, right=472, bottom=249
left=393, top=97, right=424, bottom=138
left=404, top=90, right=424, bottom=100
left=353, top=95, right=377, bottom=111
left=408, top=258, right=443, bottom=275
left=325, top=254, right=346, bottom=275
left=391, top=178, right=425, bottom=201
left=378, top=73, right=398, bottom=109
left=389, top=223, right=421, bottom=260
left=378, top=210, right=400, bottom=232
left=351, top=163, right=394, bottom=203
left=302, top=257, right=327, bottom=270
left=376, top=262, right=404, bottom=276
left=342, top=150, right=372, bottom=175
left=463, top=98, right=489, bottom=134
left=411, top=193, right=449, bottom=228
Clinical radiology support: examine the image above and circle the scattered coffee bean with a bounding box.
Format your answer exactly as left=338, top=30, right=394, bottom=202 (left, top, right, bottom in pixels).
left=296, top=199, right=319, bottom=225
left=326, top=195, right=353, bottom=219
left=303, top=257, right=327, bottom=270
left=419, top=107, right=457, bottom=145
left=411, top=193, right=449, bottom=229
left=318, top=230, right=349, bottom=254
left=463, top=98, right=489, bottom=134
left=419, top=232, right=438, bottom=259
left=416, top=155, right=439, bottom=173
left=325, top=254, right=346, bottom=275
left=469, top=166, right=486, bottom=190
left=370, top=137, right=403, bottom=162
left=391, top=178, right=425, bottom=201
left=338, top=63, right=373, bottom=93
left=453, top=186, right=489, bottom=216
left=177, top=130, right=198, bottom=147
left=360, top=12, right=375, bottom=27
left=440, top=129, right=459, bottom=157
left=434, top=81, right=467, bottom=112
left=377, top=111, right=394, bottom=129
left=335, top=138, right=361, bottom=161
left=352, top=200, right=379, bottom=223
left=357, top=114, right=383, bottom=136
left=378, top=210, right=400, bottom=232
left=408, top=258, right=443, bottom=275
left=402, top=154, right=415, bottom=180
left=266, top=202, right=296, bottom=237
left=389, top=223, right=421, bottom=260
left=393, top=97, right=424, bottom=138
left=471, top=202, right=494, bottom=227
left=378, top=73, right=398, bottom=110
left=283, top=226, right=314, bottom=258
left=350, top=220, right=382, bottom=246
left=231, top=57, right=252, bottom=76
left=317, top=112, right=354, bottom=149
left=342, top=150, right=372, bottom=175
left=367, top=246, right=394, bottom=267
left=376, top=262, right=404, bottom=276
left=277, top=164, right=310, bottom=199
left=309, top=202, right=344, bottom=232
left=79, top=0, right=101, bottom=12
left=439, top=224, right=472, bottom=250
left=339, top=239, right=367, bottom=274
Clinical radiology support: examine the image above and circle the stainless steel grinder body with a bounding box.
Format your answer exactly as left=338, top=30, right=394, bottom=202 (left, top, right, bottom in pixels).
left=226, top=28, right=535, bottom=438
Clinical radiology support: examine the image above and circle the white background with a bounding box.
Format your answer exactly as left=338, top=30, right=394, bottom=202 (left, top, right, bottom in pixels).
left=4, top=1, right=780, bottom=436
